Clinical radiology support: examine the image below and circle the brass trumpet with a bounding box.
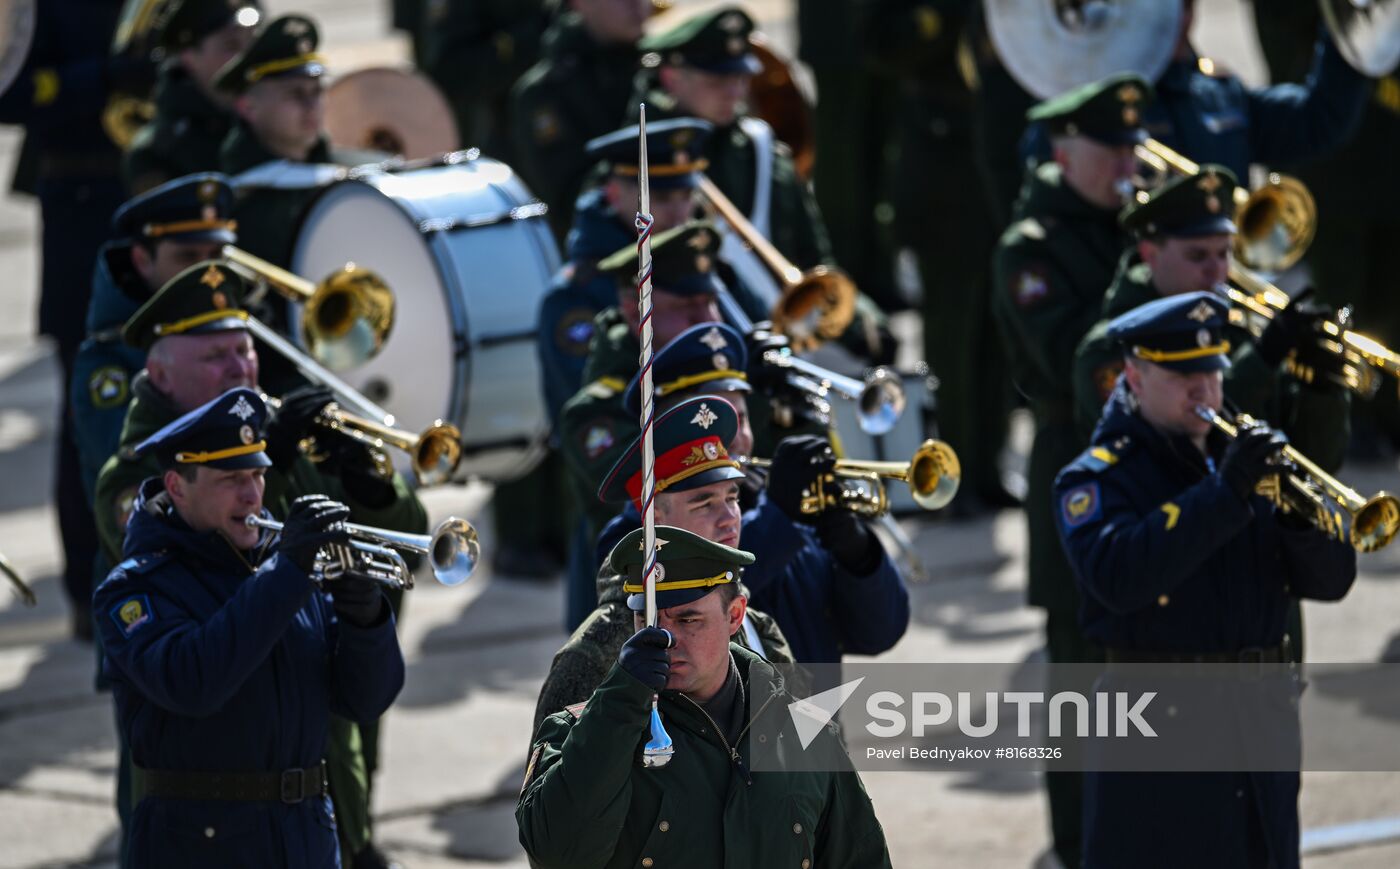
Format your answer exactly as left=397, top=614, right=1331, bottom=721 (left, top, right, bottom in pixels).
left=761, top=349, right=906, bottom=436
left=0, top=548, right=37, bottom=607
left=1224, top=262, right=1396, bottom=398
left=245, top=514, right=480, bottom=589
left=1196, top=406, right=1400, bottom=553
left=1135, top=138, right=1316, bottom=272
left=265, top=394, right=461, bottom=488
left=222, top=245, right=395, bottom=371
left=744, top=439, right=961, bottom=515
left=697, top=175, right=855, bottom=352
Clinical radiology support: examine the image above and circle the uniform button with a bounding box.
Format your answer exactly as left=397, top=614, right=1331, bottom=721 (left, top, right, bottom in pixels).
left=1236, top=789, right=1245, bottom=798
left=793, top=822, right=803, bottom=834
left=802, top=860, right=811, bottom=869
left=204, top=827, right=215, bottom=838
left=642, top=858, right=654, bottom=867
left=658, top=820, right=670, bottom=832
left=1157, top=594, right=1170, bottom=607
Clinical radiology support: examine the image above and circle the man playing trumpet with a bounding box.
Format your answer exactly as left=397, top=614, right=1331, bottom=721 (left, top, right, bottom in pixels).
left=91, top=261, right=423, bottom=869
left=93, top=387, right=404, bottom=868
left=1055, top=292, right=1357, bottom=868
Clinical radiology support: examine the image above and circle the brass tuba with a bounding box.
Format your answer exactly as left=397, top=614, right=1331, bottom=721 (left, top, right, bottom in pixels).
left=103, top=0, right=164, bottom=149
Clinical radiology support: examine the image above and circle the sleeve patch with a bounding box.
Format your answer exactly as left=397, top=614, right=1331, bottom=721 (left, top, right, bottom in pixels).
left=1011, top=267, right=1050, bottom=307
left=580, top=421, right=615, bottom=459
left=521, top=743, right=543, bottom=795
left=554, top=307, right=597, bottom=357
left=1061, top=483, right=1102, bottom=529
left=1094, top=361, right=1124, bottom=402
left=110, top=594, right=155, bottom=636
left=88, top=366, right=130, bottom=409
left=564, top=701, right=588, bottom=719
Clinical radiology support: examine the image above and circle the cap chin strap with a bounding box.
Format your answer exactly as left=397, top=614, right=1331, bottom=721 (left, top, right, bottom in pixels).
left=174, top=441, right=267, bottom=464
left=1131, top=340, right=1230, bottom=363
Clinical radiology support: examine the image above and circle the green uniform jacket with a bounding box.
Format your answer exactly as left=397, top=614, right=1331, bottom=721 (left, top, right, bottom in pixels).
left=991, top=161, right=1127, bottom=614
left=92, top=373, right=427, bottom=565
left=1073, top=253, right=1350, bottom=472
left=123, top=65, right=233, bottom=194
left=518, top=644, right=892, bottom=869
left=530, top=565, right=795, bottom=741
left=637, top=84, right=833, bottom=271
left=220, top=124, right=335, bottom=269
left=510, top=12, right=641, bottom=240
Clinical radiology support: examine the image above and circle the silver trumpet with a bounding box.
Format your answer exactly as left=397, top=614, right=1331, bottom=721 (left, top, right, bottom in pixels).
left=245, top=514, right=480, bottom=589
left=761, top=349, right=907, bottom=436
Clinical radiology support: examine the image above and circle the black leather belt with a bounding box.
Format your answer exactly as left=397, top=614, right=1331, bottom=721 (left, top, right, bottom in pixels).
left=1105, top=645, right=1287, bottom=665
left=134, top=760, right=328, bottom=803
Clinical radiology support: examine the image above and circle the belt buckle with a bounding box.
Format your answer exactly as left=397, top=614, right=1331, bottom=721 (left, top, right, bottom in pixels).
left=280, top=768, right=306, bottom=804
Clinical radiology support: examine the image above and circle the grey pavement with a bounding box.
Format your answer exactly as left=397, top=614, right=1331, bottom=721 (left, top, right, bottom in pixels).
left=2, top=1, right=1400, bottom=867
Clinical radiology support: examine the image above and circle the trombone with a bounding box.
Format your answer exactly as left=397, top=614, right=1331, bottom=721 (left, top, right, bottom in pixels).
left=744, top=439, right=961, bottom=515
left=761, top=349, right=906, bottom=436
left=0, top=548, right=36, bottom=607
left=245, top=514, right=479, bottom=589
left=222, top=245, right=395, bottom=371
left=1134, top=138, right=1316, bottom=273
left=1196, top=406, right=1400, bottom=553
left=697, top=175, right=855, bottom=352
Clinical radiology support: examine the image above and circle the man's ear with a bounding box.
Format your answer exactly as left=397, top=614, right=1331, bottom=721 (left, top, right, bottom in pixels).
left=728, top=593, right=747, bottom=633
left=164, top=468, right=185, bottom=504
left=130, top=244, right=156, bottom=285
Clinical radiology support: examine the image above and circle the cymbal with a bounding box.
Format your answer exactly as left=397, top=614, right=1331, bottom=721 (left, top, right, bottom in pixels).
left=1322, top=0, right=1400, bottom=77
left=324, top=67, right=461, bottom=160
left=984, top=0, right=1181, bottom=100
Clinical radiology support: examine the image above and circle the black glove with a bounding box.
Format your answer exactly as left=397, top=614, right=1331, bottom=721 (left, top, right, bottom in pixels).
left=1255, top=288, right=1331, bottom=367
left=815, top=509, right=882, bottom=575
left=619, top=626, right=673, bottom=691
left=313, top=428, right=399, bottom=508
left=277, top=494, right=352, bottom=573
left=264, top=386, right=335, bottom=469
left=766, top=435, right=836, bottom=523
left=328, top=574, right=385, bottom=628
left=1219, top=423, right=1288, bottom=502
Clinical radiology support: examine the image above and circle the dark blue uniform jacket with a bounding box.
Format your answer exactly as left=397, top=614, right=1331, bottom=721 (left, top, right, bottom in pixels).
left=596, top=493, right=909, bottom=664
left=71, top=245, right=149, bottom=501
left=93, top=478, right=405, bottom=869
left=1054, top=385, right=1356, bottom=869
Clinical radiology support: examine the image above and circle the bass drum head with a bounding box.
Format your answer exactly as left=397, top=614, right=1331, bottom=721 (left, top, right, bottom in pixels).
left=293, top=181, right=463, bottom=479
left=292, top=157, right=557, bottom=483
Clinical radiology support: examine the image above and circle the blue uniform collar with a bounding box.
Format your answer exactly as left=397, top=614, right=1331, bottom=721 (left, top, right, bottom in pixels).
left=566, top=187, right=634, bottom=262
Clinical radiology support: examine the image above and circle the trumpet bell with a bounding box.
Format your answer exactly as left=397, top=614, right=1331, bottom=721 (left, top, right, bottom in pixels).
left=771, top=266, right=857, bottom=353
left=909, top=439, right=961, bottom=511
left=414, top=421, right=464, bottom=487
left=1233, top=174, right=1316, bottom=273
left=430, top=517, right=480, bottom=587
left=1352, top=492, right=1400, bottom=553
left=857, top=368, right=907, bottom=436
left=302, top=264, right=396, bottom=370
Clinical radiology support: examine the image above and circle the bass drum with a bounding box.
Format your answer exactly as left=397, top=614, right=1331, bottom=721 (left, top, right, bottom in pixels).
left=292, top=152, right=559, bottom=483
